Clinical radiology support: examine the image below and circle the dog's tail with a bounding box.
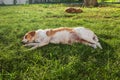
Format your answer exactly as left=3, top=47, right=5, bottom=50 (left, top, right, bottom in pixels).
left=95, top=42, right=102, bottom=49
left=92, top=35, right=102, bottom=49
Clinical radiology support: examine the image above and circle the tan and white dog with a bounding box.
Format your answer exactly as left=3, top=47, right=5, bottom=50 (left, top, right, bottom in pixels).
left=22, top=27, right=102, bottom=50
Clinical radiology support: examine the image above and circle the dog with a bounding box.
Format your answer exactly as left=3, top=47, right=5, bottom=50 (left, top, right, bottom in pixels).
left=65, top=7, right=83, bottom=13
left=22, top=27, right=102, bottom=50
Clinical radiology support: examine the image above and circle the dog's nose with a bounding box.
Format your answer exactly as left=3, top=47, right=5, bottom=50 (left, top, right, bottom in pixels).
left=21, top=40, right=26, bottom=44
left=21, top=41, right=25, bottom=44
left=21, top=40, right=29, bottom=44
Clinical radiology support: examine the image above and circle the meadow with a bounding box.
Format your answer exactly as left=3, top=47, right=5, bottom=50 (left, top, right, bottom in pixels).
left=0, top=4, right=120, bottom=80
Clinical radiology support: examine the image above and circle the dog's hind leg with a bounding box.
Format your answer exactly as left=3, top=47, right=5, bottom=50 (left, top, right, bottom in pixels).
left=96, top=42, right=102, bottom=49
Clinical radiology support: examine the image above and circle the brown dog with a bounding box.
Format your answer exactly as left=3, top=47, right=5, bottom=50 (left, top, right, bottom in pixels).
left=65, top=7, right=83, bottom=13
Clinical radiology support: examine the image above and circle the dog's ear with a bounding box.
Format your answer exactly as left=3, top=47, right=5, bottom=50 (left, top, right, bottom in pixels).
left=25, top=31, right=35, bottom=39
left=29, top=31, right=36, bottom=37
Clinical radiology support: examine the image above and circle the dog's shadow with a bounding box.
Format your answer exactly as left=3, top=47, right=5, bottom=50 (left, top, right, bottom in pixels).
left=20, top=39, right=115, bottom=78
left=36, top=39, right=114, bottom=68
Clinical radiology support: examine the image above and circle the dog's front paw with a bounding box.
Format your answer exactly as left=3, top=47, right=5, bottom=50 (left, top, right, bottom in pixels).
left=29, top=46, right=38, bottom=50
left=23, top=44, right=28, bottom=47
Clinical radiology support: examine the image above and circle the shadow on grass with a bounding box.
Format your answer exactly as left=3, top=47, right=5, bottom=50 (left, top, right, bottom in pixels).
left=0, top=39, right=115, bottom=79
left=30, top=39, right=115, bottom=79
left=38, top=38, right=114, bottom=66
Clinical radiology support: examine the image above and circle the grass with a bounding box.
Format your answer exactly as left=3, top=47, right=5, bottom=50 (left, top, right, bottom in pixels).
left=0, top=4, right=120, bottom=80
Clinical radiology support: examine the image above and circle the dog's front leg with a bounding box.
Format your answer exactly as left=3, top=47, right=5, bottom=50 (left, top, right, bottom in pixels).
left=29, top=42, right=49, bottom=50
left=29, top=38, right=50, bottom=50
left=29, top=45, right=39, bottom=50
left=24, top=43, right=38, bottom=47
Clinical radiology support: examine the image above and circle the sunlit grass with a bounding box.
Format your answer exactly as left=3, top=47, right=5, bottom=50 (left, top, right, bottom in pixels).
left=0, top=4, right=120, bottom=80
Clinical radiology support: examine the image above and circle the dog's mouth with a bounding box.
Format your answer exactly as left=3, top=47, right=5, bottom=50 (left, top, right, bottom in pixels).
left=21, top=41, right=28, bottom=44
left=21, top=40, right=30, bottom=44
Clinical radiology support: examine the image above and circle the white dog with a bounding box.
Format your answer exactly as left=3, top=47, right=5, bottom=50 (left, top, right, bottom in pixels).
left=22, top=27, right=102, bottom=50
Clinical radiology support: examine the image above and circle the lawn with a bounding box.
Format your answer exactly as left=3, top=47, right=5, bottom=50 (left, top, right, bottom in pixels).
left=0, top=4, right=120, bottom=80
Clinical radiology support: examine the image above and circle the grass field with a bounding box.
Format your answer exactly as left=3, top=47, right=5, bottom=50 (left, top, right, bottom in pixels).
left=0, top=4, right=120, bottom=80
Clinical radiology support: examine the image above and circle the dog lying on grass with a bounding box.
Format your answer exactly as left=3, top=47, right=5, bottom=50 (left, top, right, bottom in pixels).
left=22, top=27, right=102, bottom=50
left=65, top=7, right=83, bottom=13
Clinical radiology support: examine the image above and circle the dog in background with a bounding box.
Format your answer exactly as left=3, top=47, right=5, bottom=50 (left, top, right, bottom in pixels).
left=65, top=7, right=83, bottom=13
left=22, top=27, right=102, bottom=50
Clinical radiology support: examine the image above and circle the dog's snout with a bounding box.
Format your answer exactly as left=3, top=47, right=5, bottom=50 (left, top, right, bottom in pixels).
left=21, top=39, right=29, bottom=44
left=21, top=40, right=27, bottom=44
left=21, top=41, right=25, bottom=44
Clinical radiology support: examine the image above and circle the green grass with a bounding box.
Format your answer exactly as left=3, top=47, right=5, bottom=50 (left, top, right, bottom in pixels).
left=98, top=0, right=119, bottom=2
left=0, top=4, right=120, bottom=80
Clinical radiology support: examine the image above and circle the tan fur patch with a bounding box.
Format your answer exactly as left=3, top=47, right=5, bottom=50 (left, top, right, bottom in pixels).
left=46, top=27, right=73, bottom=36
left=25, top=31, right=36, bottom=41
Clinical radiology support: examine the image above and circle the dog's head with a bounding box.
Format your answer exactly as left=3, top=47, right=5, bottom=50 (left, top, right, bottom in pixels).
left=22, top=31, right=36, bottom=44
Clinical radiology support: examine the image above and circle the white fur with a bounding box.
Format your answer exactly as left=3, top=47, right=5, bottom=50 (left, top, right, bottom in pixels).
left=50, top=31, right=72, bottom=44
left=22, top=27, right=102, bottom=50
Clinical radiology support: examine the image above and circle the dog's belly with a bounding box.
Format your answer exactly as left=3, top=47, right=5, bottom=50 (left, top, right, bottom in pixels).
left=50, top=31, right=72, bottom=44
left=49, top=31, right=79, bottom=44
